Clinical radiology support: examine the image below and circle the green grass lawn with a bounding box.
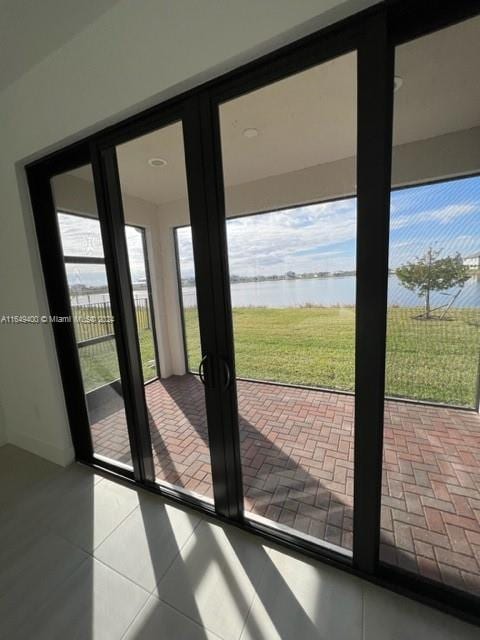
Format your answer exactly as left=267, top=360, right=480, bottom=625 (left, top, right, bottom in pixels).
left=73, top=302, right=157, bottom=393
left=78, top=328, right=157, bottom=393
left=184, top=306, right=480, bottom=407
left=77, top=306, right=480, bottom=408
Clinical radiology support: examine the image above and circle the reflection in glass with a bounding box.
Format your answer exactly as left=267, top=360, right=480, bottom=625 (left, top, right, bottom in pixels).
left=58, top=212, right=104, bottom=258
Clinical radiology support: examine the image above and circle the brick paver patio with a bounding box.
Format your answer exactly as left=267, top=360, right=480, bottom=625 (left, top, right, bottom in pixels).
left=90, top=374, right=480, bottom=595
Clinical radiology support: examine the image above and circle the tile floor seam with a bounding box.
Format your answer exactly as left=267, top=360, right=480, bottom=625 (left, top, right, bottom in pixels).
left=88, top=554, right=153, bottom=596
left=89, top=493, right=205, bottom=591
left=92, top=516, right=200, bottom=594
left=14, top=554, right=93, bottom=632
left=84, top=560, right=150, bottom=640
left=92, top=501, right=141, bottom=557
left=149, top=514, right=204, bottom=593
left=0, top=537, right=89, bottom=596
left=118, top=596, right=153, bottom=640
left=148, top=591, right=227, bottom=640
left=237, top=591, right=258, bottom=640
left=119, top=594, right=186, bottom=640
left=147, top=517, right=273, bottom=638
left=235, top=542, right=272, bottom=640
left=92, top=495, right=141, bottom=553
left=43, top=494, right=143, bottom=578
left=44, top=498, right=138, bottom=557
left=2, top=531, right=149, bottom=640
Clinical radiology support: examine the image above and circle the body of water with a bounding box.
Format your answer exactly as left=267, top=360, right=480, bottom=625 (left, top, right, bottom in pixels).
left=69, top=275, right=480, bottom=309
left=182, top=274, right=480, bottom=309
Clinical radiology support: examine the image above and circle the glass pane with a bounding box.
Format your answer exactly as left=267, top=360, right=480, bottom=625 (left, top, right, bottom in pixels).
left=52, top=172, right=132, bottom=468
left=225, top=205, right=356, bottom=389
left=380, top=17, right=480, bottom=596
left=219, top=51, right=357, bottom=553
left=53, top=165, right=104, bottom=258
left=125, top=225, right=158, bottom=382
left=176, top=226, right=201, bottom=370
left=116, top=122, right=213, bottom=502
left=58, top=212, right=104, bottom=258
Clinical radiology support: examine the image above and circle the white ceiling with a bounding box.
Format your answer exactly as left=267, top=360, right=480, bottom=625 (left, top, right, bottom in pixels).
left=116, top=122, right=189, bottom=206
left=393, top=15, right=480, bottom=146
left=71, top=14, right=480, bottom=206
left=0, top=0, right=121, bottom=92
left=220, top=52, right=357, bottom=187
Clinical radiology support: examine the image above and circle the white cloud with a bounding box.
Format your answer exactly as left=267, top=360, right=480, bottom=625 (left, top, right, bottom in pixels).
left=178, top=199, right=357, bottom=278
left=391, top=203, right=477, bottom=230
left=57, top=213, right=148, bottom=283
left=389, top=235, right=480, bottom=269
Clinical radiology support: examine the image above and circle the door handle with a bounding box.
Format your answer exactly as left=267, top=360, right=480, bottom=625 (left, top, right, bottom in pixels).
left=220, top=357, right=231, bottom=391
left=198, top=354, right=208, bottom=385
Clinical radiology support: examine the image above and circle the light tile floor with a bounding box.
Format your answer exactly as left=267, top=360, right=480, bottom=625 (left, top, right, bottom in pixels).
left=0, top=444, right=478, bottom=640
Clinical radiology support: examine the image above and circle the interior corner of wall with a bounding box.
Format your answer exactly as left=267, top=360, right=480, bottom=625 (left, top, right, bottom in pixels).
left=6, top=428, right=75, bottom=467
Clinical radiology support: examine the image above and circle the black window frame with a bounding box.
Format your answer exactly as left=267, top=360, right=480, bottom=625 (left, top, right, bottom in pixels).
left=25, top=0, right=480, bottom=626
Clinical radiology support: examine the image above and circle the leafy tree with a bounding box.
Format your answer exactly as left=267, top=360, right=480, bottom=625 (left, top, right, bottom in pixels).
left=396, top=247, right=470, bottom=319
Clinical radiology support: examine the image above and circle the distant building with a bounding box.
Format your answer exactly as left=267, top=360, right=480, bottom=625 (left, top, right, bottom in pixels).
left=70, top=283, right=87, bottom=293
left=463, top=252, right=480, bottom=269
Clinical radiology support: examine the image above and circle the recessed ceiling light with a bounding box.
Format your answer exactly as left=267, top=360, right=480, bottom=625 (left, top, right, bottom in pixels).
left=394, top=76, right=403, bottom=92
left=148, top=157, right=167, bottom=167
left=243, top=128, right=259, bottom=138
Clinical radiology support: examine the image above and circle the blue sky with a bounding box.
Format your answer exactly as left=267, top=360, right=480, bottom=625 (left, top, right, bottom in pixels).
left=178, top=175, right=480, bottom=279
left=389, top=177, right=480, bottom=269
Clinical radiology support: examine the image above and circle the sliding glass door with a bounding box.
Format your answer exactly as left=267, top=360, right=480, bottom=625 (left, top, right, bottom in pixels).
left=214, top=51, right=358, bottom=552
left=111, top=119, right=215, bottom=503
